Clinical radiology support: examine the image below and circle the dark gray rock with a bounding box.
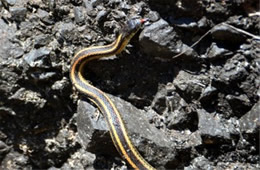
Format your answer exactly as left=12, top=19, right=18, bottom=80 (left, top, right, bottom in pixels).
left=23, top=47, right=51, bottom=68
left=4, top=0, right=17, bottom=6
left=57, top=148, right=96, bottom=169
left=9, top=7, right=27, bottom=22
left=139, top=19, right=197, bottom=60
left=226, top=94, right=252, bottom=117
left=197, top=109, right=239, bottom=143
left=17, top=21, right=35, bottom=39
left=77, top=95, right=176, bottom=169
left=0, top=107, right=16, bottom=116
left=217, top=54, right=249, bottom=85
left=199, top=85, right=218, bottom=103
left=95, top=10, right=108, bottom=22
left=36, top=9, right=50, bottom=22
left=170, top=130, right=202, bottom=151
left=51, top=77, right=70, bottom=91
left=0, top=40, right=24, bottom=59
left=181, top=130, right=202, bottom=149
left=117, top=0, right=130, bottom=10
left=55, top=22, right=77, bottom=42
left=0, top=17, right=15, bottom=37
left=163, top=91, right=196, bottom=130
left=77, top=101, right=112, bottom=152
left=186, top=158, right=260, bottom=170
left=173, top=71, right=208, bottom=102
left=90, top=0, right=103, bottom=7
left=113, top=10, right=127, bottom=20
left=147, top=11, right=160, bottom=22
left=215, top=163, right=259, bottom=170
left=227, top=15, right=256, bottom=31
left=239, top=100, right=260, bottom=134
left=34, top=34, right=52, bottom=48
left=0, top=48, right=20, bottom=98
left=184, top=156, right=214, bottom=170
left=206, top=2, right=227, bottom=16
left=151, top=87, right=167, bottom=114
left=30, top=71, right=56, bottom=81
left=0, top=19, right=21, bottom=59
left=9, top=88, right=46, bottom=109
left=48, top=0, right=55, bottom=10
left=74, top=6, right=85, bottom=25
left=238, top=42, right=260, bottom=99
left=0, top=0, right=259, bottom=169
left=1, top=0, right=18, bottom=8
left=0, top=152, right=30, bottom=169
left=70, top=0, right=83, bottom=5
left=147, top=0, right=204, bottom=18
left=206, top=42, right=233, bottom=60
left=151, top=82, right=197, bottom=130
left=0, top=140, right=10, bottom=159
left=170, top=18, right=197, bottom=29
left=197, top=16, right=211, bottom=29
left=166, top=107, right=191, bottom=130
left=211, top=24, right=248, bottom=44
left=83, top=0, right=93, bottom=13
left=1, top=0, right=23, bottom=9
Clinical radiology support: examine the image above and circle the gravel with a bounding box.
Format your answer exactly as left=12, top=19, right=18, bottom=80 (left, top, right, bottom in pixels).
left=0, top=0, right=259, bottom=169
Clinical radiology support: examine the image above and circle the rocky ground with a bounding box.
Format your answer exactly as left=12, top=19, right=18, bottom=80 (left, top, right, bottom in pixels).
left=0, top=0, right=259, bottom=169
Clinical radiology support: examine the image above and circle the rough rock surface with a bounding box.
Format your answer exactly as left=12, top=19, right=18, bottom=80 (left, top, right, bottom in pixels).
left=0, top=0, right=259, bottom=169
left=77, top=95, right=176, bottom=169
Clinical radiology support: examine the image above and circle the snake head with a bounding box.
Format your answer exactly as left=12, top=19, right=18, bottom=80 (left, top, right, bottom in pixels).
left=121, top=17, right=148, bottom=39
left=127, top=18, right=148, bottom=31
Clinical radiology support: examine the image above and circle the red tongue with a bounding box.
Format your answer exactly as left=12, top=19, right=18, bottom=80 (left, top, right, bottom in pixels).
left=140, top=18, right=148, bottom=24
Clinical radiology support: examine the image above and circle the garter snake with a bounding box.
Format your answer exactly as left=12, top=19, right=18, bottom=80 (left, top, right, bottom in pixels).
left=70, top=18, right=155, bottom=170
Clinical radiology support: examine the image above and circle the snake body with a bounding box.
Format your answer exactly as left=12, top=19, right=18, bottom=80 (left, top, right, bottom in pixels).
left=70, top=18, right=155, bottom=170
